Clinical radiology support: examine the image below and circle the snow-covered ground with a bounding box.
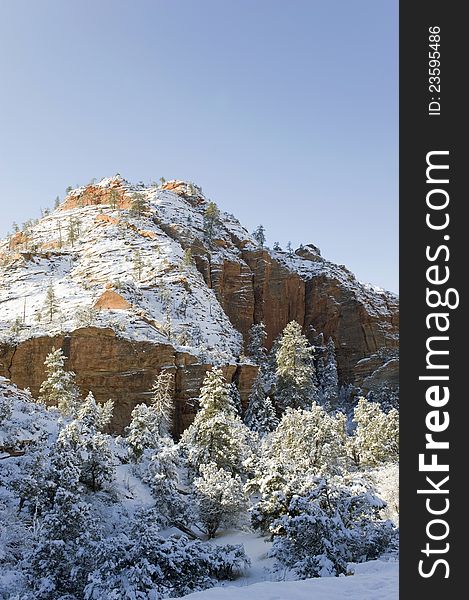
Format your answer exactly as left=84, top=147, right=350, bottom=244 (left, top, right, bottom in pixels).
left=181, top=559, right=398, bottom=599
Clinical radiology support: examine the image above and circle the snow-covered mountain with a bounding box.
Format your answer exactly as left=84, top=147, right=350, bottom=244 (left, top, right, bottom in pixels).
left=0, top=176, right=398, bottom=430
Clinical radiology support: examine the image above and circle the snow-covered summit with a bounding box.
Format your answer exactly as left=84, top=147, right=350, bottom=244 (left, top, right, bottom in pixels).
left=0, top=177, right=254, bottom=363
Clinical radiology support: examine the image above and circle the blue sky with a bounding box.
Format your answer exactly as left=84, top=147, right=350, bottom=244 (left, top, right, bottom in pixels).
left=0, top=0, right=398, bottom=292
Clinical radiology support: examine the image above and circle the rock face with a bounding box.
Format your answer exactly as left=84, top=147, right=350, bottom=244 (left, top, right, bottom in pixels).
left=0, top=176, right=398, bottom=433
left=0, top=328, right=257, bottom=434
left=93, top=290, right=132, bottom=310
left=195, top=247, right=398, bottom=384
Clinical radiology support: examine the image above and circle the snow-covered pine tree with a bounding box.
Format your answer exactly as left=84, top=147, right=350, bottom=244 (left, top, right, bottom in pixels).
left=43, top=281, right=59, bottom=323
left=129, top=191, right=149, bottom=217
left=151, top=369, right=174, bottom=437
left=77, top=391, right=114, bottom=431
left=249, top=404, right=347, bottom=532
left=247, top=322, right=268, bottom=366
left=229, top=381, right=243, bottom=416
left=193, top=462, right=247, bottom=538
left=319, top=337, right=339, bottom=412
left=38, top=347, right=81, bottom=417
left=125, top=371, right=174, bottom=460
left=348, top=397, right=399, bottom=467
left=180, top=368, right=253, bottom=476
left=126, top=403, right=161, bottom=460
left=275, top=321, right=317, bottom=410
left=51, top=392, right=116, bottom=493
left=78, top=426, right=115, bottom=493
left=203, top=202, right=221, bottom=242
left=243, top=373, right=278, bottom=437
left=269, top=405, right=347, bottom=475
left=252, top=224, right=266, bottom=248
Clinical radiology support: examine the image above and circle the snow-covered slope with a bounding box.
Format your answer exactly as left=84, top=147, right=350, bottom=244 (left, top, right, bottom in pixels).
left=181, top=559, right=398, bottom=599
left=0, top=177, right=245, bottom=363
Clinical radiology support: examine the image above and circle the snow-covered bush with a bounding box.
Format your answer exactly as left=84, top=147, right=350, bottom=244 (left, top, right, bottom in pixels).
left=24, top=489, right=100, bottom=599
left=84, top=518, right=250, bottom=599
left=0, top=393, right=12, bottom=424
left=143, top=442, right=190, bottom=527
left=371, top=463, right=399, bottom=525
left=194, top=462, right=247, bottom=538
left=269, top=478, right=396, bottom=579
left=249, top=405, right=347, bottom=532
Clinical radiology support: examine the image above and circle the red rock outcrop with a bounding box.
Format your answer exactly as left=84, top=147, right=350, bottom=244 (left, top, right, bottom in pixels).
left=198, top=247, right=398, bottom=384
left=61, top=180, right=131, bottom=211
left=93, top=290, right=132, bottom=310
left=0, top=328, right=257, bottom=434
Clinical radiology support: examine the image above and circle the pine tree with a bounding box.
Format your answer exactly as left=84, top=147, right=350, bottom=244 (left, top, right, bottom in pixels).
left=44, top=281, right=59, bottom=323
left=244, top=374, right=278, bottom=436
left=63, top=393, right=116, bottom=492
left=273, top=241, right=281, bottom=251
left=77, top=391, right=114, bottom=431
left=126, top=403, right=161, bottom=460
left=183, top=247, right=194, bottom=267
left=229, top=382, right=243, bottom=416
left=250, top=405, right=347, bottom=533
left=54, top=195, right=60, bottom=209
left=194, top=462, right=246, bottom=538
left=132, top=249, right=145, bottom=281
left=109, top=188, right=119, bottom=209
left=266, top=405, right=346, bottom=477
left=319, top=337, right=339, bottom=411
left=203, top=202, right=220, bottom=242
left=144, top=442, right=189, bottom=527
left=126, top=372, right=174, bottom=460
left=275, top=320, right=317, bottom=410
left=151, top=370, right=174, bottom=437
left=180, top=369, right=253, bottom=476
left=252, top=224, right=266, bottom=248
left=348, top=397, right=399, bottom=467
left=129, top=191, right=149, bottom=217
left=80, top=429, right=115, bottom=492
left=286, top=241, right=293, bottom=257
left=38, top=348, right=81, bottom=416
left=247, top=322, right=267, bottom=365
left=67, top=217, right=80, bottom=247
